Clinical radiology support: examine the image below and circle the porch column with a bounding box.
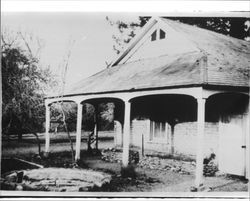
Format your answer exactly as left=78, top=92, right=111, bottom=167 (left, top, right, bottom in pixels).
left=45, top=103, right=50, bottom=154
left=122, top=100, right=131, bottom=167
left=94, top=105, right=99, bottom=150
left=75, top=102, right=83, bottom=161
left=195, top=97, right=206, bottom=188
left=170, top=124, right=175, bottom=155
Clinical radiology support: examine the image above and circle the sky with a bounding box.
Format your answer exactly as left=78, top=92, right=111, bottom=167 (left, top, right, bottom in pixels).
left=1, top=12, right=139, bottom=91
left=1, top=0, right=250, bottom=94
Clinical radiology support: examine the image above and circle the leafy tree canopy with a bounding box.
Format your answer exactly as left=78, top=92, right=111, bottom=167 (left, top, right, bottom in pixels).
left=1, top=30, right=57, bottom=138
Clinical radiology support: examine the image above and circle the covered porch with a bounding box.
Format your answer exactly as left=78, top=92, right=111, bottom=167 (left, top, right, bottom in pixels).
left=44, top=86, right=249, bottom=189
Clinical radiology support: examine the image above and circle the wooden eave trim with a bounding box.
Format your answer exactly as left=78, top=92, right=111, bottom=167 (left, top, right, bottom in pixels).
left=45, top=84, right=249, bottom=100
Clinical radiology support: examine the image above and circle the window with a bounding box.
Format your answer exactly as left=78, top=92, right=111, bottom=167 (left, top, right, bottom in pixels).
left=160, top=29, right=166, bottom=39
left=151, top=29, right=166, bottom=41
left=151, top=30, right=157, bottom=41
left=150, top=121, right=167, bottom=141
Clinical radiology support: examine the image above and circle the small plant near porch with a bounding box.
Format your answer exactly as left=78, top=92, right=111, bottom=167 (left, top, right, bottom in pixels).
left=203, top=153, right=218, bottom=177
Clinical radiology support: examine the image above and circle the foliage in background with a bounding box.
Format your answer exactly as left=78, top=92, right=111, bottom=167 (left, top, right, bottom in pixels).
left=98, top=103, right=115, bottom=131
left=49, top=102, right=115, bottom=132
left=106, top=16, right=150, bottom=55
left=170, top=17, right=250, bottom=41
left=1, top=30, right=57, bottom=139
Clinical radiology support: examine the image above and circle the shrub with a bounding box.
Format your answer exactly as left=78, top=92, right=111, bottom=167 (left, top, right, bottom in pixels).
left=129, top=150, right=139, bottom=164
left=203, top=153, right=218, bottom=177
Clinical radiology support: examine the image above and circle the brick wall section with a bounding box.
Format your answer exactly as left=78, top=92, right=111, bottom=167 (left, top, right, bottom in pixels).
left=174, top=122, right=197, bottom=157
left=129, top=120, right=219, bottom=159
left=174, top=122, right=219, bottom=158
left=204, top=122, right=219, bottom=158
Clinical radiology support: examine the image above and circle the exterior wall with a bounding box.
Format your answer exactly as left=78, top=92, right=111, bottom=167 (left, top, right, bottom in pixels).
left=114, top=106, right=248, bottom=178
left=130, top=119, right=170, bottom=153
left=129, top=120, right=219, bottom=159
left=174, top=122, right=219, bottom=158
left=114, top=121, right=123, bottom=146
left=130, top=119, right=148, bottom=147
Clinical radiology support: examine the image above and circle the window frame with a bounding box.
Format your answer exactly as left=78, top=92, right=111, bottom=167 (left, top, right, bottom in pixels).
left=150, top=29, right=166, bottom=42
left=151, top=30, right=157, bottom=41
left=149, top=121, right=168, bottom=143
left=159, top=29, right=166, bottom=39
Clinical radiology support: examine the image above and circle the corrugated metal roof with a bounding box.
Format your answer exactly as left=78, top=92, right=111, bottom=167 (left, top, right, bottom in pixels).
left=65, top=18, right=250, bottom=96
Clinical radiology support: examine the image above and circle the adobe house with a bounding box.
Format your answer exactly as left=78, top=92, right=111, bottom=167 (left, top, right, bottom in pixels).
left=45, top=17, right=250, bottom=188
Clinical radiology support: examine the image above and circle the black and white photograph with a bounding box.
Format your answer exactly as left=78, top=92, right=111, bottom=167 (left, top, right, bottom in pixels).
left=0, top=0, right=249, bottom=199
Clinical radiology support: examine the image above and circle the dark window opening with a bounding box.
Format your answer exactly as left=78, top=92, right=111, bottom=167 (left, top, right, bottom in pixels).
left=160, top=29, right=166, bottom=39
left=150, top=121, right=167, bottom=141
left=151, top=30, right=157, bottom=41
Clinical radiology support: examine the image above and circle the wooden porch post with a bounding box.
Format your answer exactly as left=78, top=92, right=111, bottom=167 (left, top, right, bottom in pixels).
left=195, top=97, right=206, bottom=188
left=94, top=105, right=99, bottom=150
left=170, top=124, right=175, bottom=155
left=45, top=103, right=50, bottom=154
left=75, top=102, right=83, bottom=161
left=122, top=100, right=131, bottom=167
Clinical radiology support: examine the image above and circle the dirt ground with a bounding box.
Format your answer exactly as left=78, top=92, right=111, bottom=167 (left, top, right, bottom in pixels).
left=1, top=133, right=249, bottom=193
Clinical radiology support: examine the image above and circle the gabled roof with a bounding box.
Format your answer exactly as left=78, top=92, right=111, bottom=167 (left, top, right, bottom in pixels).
left=161, top=18, right=250, bottom=87
left=65, top=17, right=250, bottom=97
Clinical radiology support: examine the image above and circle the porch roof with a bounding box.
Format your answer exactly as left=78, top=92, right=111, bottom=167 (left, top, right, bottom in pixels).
left=64, top=18, right=250, bottom=97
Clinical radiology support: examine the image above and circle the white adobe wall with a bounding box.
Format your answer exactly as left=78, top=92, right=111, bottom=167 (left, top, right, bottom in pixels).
left=114, top=120, right=123, bottom=146
left=128, top=120, right=219, bottom=159
left=130, top=119, right=172, bottom=153
left=174, top=122, right=219, bottom=158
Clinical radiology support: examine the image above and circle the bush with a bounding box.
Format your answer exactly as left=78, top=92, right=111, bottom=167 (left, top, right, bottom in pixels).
left=203, top=153, right=218, bottom=177
left=121, top=165, right=137, bottom=178
left=129, top=150, right=139, bottom=164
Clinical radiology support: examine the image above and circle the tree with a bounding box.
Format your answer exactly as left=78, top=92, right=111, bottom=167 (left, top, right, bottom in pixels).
left=169, top=17, right=250, bottom=41
left=106, top=16, right=150, bottom=55
left=106, top=16, right=250, bottom=56
left=1, top=30, right=57, bottom=141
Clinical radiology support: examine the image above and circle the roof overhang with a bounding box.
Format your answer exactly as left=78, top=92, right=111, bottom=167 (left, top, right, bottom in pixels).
left=45, top=84, right=249, bottom=100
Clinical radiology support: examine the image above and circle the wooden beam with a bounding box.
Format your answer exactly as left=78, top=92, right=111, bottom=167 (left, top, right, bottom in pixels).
left=75, top=103, right=83, bottom=161
left=195, top=97, right=206, bottom=188
left=122, top=100, right=131, bottom=167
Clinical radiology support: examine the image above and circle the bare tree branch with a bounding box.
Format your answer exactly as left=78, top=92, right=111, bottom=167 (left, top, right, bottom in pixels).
left=17, top=31, right=33, bottom=57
